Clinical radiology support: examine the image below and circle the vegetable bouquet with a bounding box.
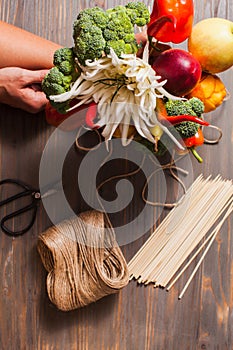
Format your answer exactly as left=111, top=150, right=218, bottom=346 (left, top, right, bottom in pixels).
left=42, top=0, right=231, bottom=163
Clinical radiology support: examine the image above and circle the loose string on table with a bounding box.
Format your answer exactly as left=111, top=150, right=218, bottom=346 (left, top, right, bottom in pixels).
left=75, top=127, right=190, bottom=209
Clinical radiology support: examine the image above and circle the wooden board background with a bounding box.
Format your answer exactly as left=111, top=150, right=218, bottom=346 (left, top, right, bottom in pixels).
left=0, top=1, right=233, bottom=349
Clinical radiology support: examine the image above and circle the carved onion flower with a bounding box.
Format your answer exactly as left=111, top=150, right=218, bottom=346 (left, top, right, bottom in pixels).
left=50, top=45, right=182, bottom=148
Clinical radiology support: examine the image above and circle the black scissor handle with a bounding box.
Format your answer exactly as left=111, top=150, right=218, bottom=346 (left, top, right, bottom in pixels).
left=0, top=178, right=32, bottom=190
left=0, top=202, right=38, bottom=237
left=0, top=178, right=40, bottom=237
left=0, top=188, right=36, bottom=207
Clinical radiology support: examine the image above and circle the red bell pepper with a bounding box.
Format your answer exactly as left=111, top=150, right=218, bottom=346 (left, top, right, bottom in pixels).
left=147, top=0, right=194, bottom=44
left=45, top=101, right=98, bottom=131
left=85, top=102, right=98, bottom=129
left=183, top=128, right=204, bottom=163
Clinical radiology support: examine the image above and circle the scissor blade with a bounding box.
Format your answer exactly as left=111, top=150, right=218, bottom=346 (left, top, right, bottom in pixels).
left=40, top=180, right=63, bottom=199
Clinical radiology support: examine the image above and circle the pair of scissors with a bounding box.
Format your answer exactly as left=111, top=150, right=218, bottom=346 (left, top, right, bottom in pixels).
left=0, top=178, right=60, bottom=237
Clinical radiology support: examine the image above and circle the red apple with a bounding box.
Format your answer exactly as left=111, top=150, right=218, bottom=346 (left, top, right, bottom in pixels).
left=152, top=48, right=202, bottom=96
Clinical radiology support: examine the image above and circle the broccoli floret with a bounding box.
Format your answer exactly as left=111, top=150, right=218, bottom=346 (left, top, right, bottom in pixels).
left=165, top=99, right=197, bottom=117
left=124, top=32, right=136, bottom=43
left=105, top=39, right=126, bottom=56
left=125, top=1, right=150, bottom=26
left=49, top=100, right=70, bottom=114
left=73, top=15, right=93, bottom=36
left=53, top=47, right=74, bottom=66
left=42, top=67, right=64, bottom=95
left=74, top=25, right=106, bottom=65
left=106, top=7, right=133, bottom=35
left=165, top=97, right=204, bottom=117
left=103, top=29, right=119, bottom=42
left=164, top=98, right=204, bottom=139
left=42, top=81, right=65, bottom=95
left=188, top=97, right=205, bottom=117
left=77, top=7, right=109, bottom=30
left=174, top=122, right=199, bottom=138
left=73, top=2, right=150, bottom=65
left=42, top=47, right=79, bottom=114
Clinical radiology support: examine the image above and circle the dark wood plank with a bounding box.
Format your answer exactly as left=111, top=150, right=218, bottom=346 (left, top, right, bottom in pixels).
left=0, top=1, right=232, bottom=349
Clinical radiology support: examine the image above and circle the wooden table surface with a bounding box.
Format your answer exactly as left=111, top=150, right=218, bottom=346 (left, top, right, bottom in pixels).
left=0, top=1, right=233, bottom=349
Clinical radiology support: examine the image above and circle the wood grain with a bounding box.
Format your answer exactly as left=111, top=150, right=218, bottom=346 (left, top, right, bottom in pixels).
left=0, top=1, right=233, bottom=349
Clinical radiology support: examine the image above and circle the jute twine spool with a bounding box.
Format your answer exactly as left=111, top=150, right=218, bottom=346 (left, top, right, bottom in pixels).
left=37, top=210, right=129, bottom=311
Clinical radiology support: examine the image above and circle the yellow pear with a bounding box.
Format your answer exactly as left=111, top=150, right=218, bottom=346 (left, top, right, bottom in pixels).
left=188, top=18, right=233, bottom=74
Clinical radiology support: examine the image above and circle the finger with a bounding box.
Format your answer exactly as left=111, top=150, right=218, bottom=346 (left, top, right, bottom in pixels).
left=30, top=83, right=42, bottom=92
left=20, top=88, right=49, bottom=113
left=22, top=69, right=50, bottom=85
left=28, top=90, right=49, bottom=113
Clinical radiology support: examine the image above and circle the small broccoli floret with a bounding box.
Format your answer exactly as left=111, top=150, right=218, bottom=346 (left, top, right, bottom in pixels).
left=105, top=39, right=126, bottom=56
left=125, top=1, right=150, bottom=26
left=103, top=29, right=119, bottom=41
left=73, top=15, right=93, bottom=37
left=53, top=47, right=78, bottom=78
left=174, top=122, right=199, bottom=138
left=188, top=97, right=205, bottom=117
left=42, top=81, right=65, bottom=96
left=73, top=2, right=150, bottom=65
left=42, top=47, right=79, bottom=114
left=165, top=97, right=204, bottom=118
left=42, top=67, right=64, bottom=95
left=50, top=100, right=70, bottom=114
left=53, top=47, right=74, bottom=66
left=77, top=7, right=109, bottom=29
left=164, top=98, right=204, bottom=139
left=165, top=99, right=196, bottom=117
left=73, top=7, right=108, bottom=65
left=106, top=7, right=133, bottom=35
left=74, top=25, right=106, bottom=65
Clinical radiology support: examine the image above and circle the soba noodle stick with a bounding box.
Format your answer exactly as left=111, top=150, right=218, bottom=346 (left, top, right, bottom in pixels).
left=166, top=197, right=233, bottom=291
left=135, top=178, right=227, bottom=283
left=158, top=192, right=233, bottom=287
left=144, top=183, right=226, bottom=279
left=129, top=175, right=204, bottom=278
left=178, top=201, right=233, bottom=299
left=131, top=180, right=226, bottom=284
left=131, top=181, right=210, bottom=281
left=157, top=183, right=233, bottom=282
left=156, top=189, right=233, bottom=286
left=128, top=175, right=233, bottom=296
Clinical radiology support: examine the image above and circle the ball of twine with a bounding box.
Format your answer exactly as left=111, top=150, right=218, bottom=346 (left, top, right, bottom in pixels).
left=37, top=210, right=129, bottom=311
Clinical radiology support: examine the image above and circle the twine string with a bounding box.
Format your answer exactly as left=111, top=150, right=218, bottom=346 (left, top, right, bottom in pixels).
left=75, top=129, right=189, bottom=209
left=203, top=124, right=223, bottom=145
left=37, top=210, right=129, bottom=311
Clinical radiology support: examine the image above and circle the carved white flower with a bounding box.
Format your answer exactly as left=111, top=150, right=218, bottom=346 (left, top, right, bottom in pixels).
left=50, top=45, right=183, bottom=148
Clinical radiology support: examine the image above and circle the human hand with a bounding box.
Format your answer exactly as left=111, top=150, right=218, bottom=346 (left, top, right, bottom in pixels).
left=0, top=67, right=49, bottom=113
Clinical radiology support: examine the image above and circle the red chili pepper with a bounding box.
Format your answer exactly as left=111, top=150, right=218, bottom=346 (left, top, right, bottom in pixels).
left=163, top=115, right=209, bottom=127
left=147, top=0, right=194, bottom=44
left=156, top=98, right=209, bottom=127
left=183, top=128, right=204, bottom=163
